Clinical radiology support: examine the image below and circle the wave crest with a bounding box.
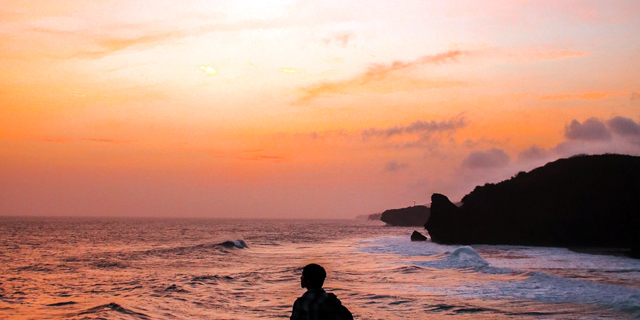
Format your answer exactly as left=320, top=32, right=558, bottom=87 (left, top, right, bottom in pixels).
left=76, top=302, right=150, bottom=319
left=218, top=239, right=248, bottom=249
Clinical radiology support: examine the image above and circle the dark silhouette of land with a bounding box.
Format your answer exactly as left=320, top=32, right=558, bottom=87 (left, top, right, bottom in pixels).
left=355, top=213, right=383, bottom=220
left=410, top=230, right=427, bottom=241
left=381, top=205, right=430, bottom=226
left=425, top=154, right=640, bottom=258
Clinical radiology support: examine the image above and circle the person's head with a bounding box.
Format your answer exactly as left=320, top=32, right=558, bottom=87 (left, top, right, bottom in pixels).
left=300, top=263, right=326, bottom=289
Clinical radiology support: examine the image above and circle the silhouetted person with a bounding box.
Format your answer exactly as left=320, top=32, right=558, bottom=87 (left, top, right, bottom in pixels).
left=290, top=264, right=353, bottom=320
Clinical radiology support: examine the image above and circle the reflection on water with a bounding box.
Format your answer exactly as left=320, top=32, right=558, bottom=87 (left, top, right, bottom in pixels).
left=0, top=217, right=638, bottom=319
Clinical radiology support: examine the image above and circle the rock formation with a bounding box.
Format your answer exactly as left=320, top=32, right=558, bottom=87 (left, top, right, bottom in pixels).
left=425, top=154, right=640, bottom=252
left=410, top=230, right=427, bottom=241
left=381, top=205, right=430, bottom=226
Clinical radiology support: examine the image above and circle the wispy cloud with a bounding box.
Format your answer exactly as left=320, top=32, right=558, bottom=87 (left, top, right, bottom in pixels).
left=32, top=137, right=134, bottom=144
left=21, top=26, right=185, bottom=59
left=453, top=44, right=589, bottom=63
left=236, top=149, right=283, bottom=161
left=257, top=155, right=283, bottom=160
left=541, top=90, right=627, bottom=101
left=235, top=155, right=284, bottom=162
left=383, top=160, right=408, bottom=172
left=299, top=50, right=467, bottom=102
left=92, top=31, right=183, bottom=56
left=82, top=138, right=135, bottom=144
left=323, top=32, right=354, bottom=47
left=32, top=137, right=75, bottom=143
left=273, top=116, right=467, bottom=151
left=362, top=116, right=467, bottom=141
left=368, top=51, right=466, bottom=74
left=506, top=49, right=589, bottom=62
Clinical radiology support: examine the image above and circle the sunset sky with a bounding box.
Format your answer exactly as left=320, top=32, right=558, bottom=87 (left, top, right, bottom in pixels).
left=2, top=0, right=640, bottom=218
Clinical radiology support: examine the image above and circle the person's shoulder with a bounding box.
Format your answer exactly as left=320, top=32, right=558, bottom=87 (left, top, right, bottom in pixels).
left=295, top=293, right=307, bottom=300
left=292, top=294, right=306, bottom=306
left=326, top=293, right=342, bottom=304
left=290, top=296, right=306, bottom=320
left=324, top=292, right=353, bottom=320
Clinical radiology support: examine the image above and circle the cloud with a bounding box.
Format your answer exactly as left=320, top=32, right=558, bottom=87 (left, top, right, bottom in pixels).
left=461, top=148, right=510, bottom=169
left=550, top=139, right=640, bottom=158
left=323, top=32, right=354, bottom=47
left=508, top=49, right=589, bottom=62
left=541, top=90, right=626, bottom=101
left=383, top=161, right=408, bottom=172
left=29, top=27, right=185, bottom=59
left=299, top=50, right=466, bottom=102
left=362, top=116, right=467, bottom=141
left=550, top=116, right=640, bottom=158
left=517, top=145, right=550, bottom=162
left=90, top=31, right=184, bottom=57
left=607, top=116, right=640, bottom=136
left=82, top=138, right=134, bottom=144
left=31, top=137, right=133, bottom=144
left=32, top=137, right=74, bottom=143
left=471, top=46, right=590, bottom=63
left=235, top=155, right=283, bottom=162
left=258, top=155, right=283, bottom=160
left=631, top=91, right=640, bottom=100
left=564, top=117, right=612, bottom=141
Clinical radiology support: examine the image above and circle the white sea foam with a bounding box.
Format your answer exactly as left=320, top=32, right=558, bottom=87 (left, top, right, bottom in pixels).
left=357, top=236, right=454, bottom=256
left=476, top=244, right=640, bottom=272
left=438, top=246, right=489, bottom=268
left=359, top=236, right=640, bottom=316
left=359, top=237, right=513, bottom=273
left=418, top=271, right=640, bottom=316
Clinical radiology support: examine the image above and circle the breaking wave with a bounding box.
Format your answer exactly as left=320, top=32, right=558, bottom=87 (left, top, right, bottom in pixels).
left=218, top=239, right=249, bottom=249
left=76, top=302, right=150, bottom=319
left=359, top=236, right=640, bottom=317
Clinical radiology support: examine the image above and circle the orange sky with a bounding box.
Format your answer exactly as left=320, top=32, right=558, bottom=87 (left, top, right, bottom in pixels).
left=2, top=0, right=640, bottom=218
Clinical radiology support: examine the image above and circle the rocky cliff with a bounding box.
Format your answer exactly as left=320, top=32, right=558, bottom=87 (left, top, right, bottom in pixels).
left=425, top=154, right=640, bottom=253
left=381, top=206, right=430, bottom=226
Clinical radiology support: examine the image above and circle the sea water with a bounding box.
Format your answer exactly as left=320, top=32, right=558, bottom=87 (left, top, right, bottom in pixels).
left=1, top=217, right=639, bottom=319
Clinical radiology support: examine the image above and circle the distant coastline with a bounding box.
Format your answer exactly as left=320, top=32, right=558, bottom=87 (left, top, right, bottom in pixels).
left=355, top=213, right=382, bottom=221
left=380, top=206, right=430, bottom=227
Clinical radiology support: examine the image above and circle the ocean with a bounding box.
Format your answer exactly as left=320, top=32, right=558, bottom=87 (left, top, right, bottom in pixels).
left=1, top=217, right=639, bottom=319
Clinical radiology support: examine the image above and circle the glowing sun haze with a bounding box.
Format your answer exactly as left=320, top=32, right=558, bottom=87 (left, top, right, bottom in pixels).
left=2, top=0, right=640, bottom=218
